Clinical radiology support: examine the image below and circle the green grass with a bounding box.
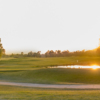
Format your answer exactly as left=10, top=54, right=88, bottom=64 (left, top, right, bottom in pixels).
left=0, top=57, right=100, bottom=84
left=0, top=68, right=100, bottom=84
left=1, top=56, right=100, bottom=70
left=1, top=57, right=100, bottom=99
left=0, top=85, right=100, bottom=100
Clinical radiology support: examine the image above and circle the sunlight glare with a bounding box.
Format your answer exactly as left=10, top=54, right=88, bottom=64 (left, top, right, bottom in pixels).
left=92, top=65, right=99, bottom=70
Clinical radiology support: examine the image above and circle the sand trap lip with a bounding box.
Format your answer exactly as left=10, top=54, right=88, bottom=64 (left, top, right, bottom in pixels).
left=0, top=82, right=100, bottom=89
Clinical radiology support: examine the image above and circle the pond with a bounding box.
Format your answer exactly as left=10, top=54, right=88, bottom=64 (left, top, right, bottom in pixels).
left=48, top=65, right=100, bottom=69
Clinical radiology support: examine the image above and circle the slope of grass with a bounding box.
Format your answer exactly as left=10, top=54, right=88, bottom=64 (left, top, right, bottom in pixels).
left=0, top=57, right=100, bottom=84
left=0, top=68, right=100, bottom=84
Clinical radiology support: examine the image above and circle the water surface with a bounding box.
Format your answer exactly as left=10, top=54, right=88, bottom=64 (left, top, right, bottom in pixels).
left=48, top=65, right=100, bottom=69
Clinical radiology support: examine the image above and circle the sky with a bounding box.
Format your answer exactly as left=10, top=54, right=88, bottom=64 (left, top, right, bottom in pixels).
left=0, top=0, right=100, bottom=54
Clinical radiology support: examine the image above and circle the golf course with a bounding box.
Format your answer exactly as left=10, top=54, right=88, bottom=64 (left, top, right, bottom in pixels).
left=0, top=56, right=100, bottom=99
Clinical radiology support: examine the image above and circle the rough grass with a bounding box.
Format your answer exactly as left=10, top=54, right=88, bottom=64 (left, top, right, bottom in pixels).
left=0, top=85, right=100, bottom=100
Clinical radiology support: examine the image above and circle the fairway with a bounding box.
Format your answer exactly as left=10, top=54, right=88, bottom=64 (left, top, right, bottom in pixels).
left=0, top=57, right=100, bottom=84
left=0, top=85, right=100, bottom=100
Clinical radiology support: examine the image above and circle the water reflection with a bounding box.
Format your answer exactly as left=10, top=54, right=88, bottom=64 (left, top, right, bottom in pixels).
left=48, top=65, right=100, bottom=69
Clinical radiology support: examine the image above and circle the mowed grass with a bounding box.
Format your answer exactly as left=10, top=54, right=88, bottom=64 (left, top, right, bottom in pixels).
left=0, top=57, right=100, bottom=84
left=1, top=56, right=100, bottom=70
left=0, top=68, right=100, bottom=84
left=0, top=85, right=100, bottom=100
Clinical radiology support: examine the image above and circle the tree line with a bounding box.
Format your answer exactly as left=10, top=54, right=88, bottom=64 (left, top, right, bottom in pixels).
left=44, top=47, right=100, bottom=57
left=1, top=47, right=100, bottom=58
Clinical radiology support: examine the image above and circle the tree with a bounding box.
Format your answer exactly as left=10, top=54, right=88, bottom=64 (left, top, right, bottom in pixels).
left=0, top=39, right=5, bottom=58
left=55, top=50, right=61, bottom=57
left=28, top=51, right=33, bottom=57
left=0, top=43, right=3, bottom=58
left=0, top=48, right=3, bottom=58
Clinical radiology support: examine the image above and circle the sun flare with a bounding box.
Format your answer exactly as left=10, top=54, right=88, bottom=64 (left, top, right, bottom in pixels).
left=92, top=65, right=99, bottom=70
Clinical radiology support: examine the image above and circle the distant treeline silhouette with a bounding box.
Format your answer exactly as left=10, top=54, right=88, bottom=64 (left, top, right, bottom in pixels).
left=4, top=51, right=41, bottom=58
left=45, top=47, right=100, bottom=57
left=2, top=47, right=100, bottom=58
